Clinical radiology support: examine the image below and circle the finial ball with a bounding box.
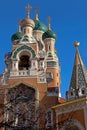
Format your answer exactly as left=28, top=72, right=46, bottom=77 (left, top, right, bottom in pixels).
left=74, top=41, right=80, bottom=47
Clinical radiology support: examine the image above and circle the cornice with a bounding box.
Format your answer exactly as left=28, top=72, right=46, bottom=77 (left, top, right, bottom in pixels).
left=52, top=96, right=87, bottom=110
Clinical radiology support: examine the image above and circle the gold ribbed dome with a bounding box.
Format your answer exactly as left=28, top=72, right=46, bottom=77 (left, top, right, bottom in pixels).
left=21, top=18, right=35, bottom=28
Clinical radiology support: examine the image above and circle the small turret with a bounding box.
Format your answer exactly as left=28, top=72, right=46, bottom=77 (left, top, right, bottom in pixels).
left=42, top=17, right=56, bottom=55
left=42, top=17, right=56, bottom=41
left=66, top=42, right=87, bottom=101
left=33, top=7, right=48, bottom=45
left=34, top=7, right=47, bottom=33
left=11, top=21, right=23, bottom=44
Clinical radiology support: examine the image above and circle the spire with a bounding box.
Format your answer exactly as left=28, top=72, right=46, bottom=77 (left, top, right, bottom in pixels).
left=25, top=4, right=32, bottom=18
left=69, top=41, right=87, bottom=91
left=47, top=16, right=51, bottom=30
left=35, top=7, right=39, bottom=21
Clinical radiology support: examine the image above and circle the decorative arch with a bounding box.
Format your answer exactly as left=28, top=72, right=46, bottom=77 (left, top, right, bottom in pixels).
left=7, top=83, right=35, bottom=102
left=5, top=82, right=39, bottom=129
left=60, top=119, right=84, bottom=130
left=18, top=52, right=31, bottom=70
left=12, top=45, right=36, bottom=59
left=7, top=81, right=39, bottom=102
left=9, top=81, right=38, bottom=92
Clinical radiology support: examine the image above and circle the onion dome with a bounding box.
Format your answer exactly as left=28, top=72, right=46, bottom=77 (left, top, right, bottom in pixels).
left=42, top=16, right=57, bottom=40
left=34, top=20, right=48, bottom=32
left=42, top=29, right=57, bottom=40
left=11, top=32, right=23, bottom=42
left=21, top=18, right=35, bottom=29
left=11, top=21, right=23, bottom=42
left=34, top=8, right=47, bottom=32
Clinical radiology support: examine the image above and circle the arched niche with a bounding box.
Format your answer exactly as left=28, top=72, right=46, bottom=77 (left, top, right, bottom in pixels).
left=11, top=45, right=36, bottom=71
left=5, top=83, right=39, bottom=129
left=60, top=119, right=84, bottom=130
left=18, top=51, right=31, bottom=70
left=12, top=45, right=36, bottom=59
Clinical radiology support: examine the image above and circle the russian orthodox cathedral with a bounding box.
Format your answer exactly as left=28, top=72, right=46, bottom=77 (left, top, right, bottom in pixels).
left=0, top=4, right=87, bottom=130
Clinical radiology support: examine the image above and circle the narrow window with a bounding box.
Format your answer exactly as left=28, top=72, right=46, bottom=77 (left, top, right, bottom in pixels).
left=49, top=45, right=50, bottom=51
left=82, top=89, right=85, bottom=94
left=71, top=92, right=73, bottom=96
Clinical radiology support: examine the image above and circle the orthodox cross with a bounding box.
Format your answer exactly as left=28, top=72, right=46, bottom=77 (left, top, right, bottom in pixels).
left=18, top=19, right=21, bottom=32
left=35, top=7, right=39, bottom=14
left=47, top=16, right=51, bottom=30
left=35, top=7, right=39, bottom=20
left=25, top=4, right=32, bottom=18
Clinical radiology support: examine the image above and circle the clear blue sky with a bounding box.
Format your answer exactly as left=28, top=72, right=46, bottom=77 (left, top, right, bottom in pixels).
left=0, top=0, right=87, bottom=98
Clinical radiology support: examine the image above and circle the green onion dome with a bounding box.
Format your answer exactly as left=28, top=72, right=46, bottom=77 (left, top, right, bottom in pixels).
left=11, top=32, right=23, bottom=42
left=42, top=29, right=57, bottom=40
left=34, top=20, right=48, bottom=32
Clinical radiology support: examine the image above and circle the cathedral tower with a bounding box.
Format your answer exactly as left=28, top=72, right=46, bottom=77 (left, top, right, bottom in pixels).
left=0, top=4, right=61, bottom=130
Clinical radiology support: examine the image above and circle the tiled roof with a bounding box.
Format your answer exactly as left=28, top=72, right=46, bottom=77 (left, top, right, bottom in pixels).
left=69, top=47, right=87, bottom=90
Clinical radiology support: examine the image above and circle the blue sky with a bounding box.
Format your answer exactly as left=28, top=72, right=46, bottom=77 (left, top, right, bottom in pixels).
left=0, top=0, right=87, bottom=98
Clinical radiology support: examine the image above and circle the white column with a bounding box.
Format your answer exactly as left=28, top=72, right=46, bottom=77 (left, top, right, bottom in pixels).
left=16, top=61, right=19, bottom=71
left=12, top=61, right=16, bottom=70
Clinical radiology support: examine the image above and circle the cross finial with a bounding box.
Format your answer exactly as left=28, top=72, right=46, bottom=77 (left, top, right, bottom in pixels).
left=47, top=16, right=51, bottom=30
left=25, top=4, right=32, bottom=18
left=35, top=7, right=39, bottom=14
left=18, top=20, right=21, bottom=32
left=35, top=7, right=39, bottom=20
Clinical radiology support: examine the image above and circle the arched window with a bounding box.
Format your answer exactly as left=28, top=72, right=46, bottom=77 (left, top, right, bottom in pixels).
left=82, top=89, right=85, bottom=94
left=61, top=119, right=84, bottom=130
left=6, top=84, right=36, bottom=129
left=19, top=55, right=31, bottom=70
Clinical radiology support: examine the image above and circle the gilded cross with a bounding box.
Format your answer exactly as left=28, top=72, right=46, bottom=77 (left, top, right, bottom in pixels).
left=18, top=19, right=22, bottom=32
left=47, top=16, right=51, bottom=25
left=47, top=16, right=51, bottom=30
left=35, top=7, right=39, bottom=20
left=35, top=7, right=39, bottom=14
left=25, top=4, right=32, bottom=18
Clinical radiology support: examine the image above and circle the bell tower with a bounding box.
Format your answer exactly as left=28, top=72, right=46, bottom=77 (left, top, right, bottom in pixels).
left=0, top=4, right=61, bottom=130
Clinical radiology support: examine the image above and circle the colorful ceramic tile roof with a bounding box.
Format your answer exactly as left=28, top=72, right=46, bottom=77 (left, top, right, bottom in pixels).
left=69, top=44, right=87, bottom=91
